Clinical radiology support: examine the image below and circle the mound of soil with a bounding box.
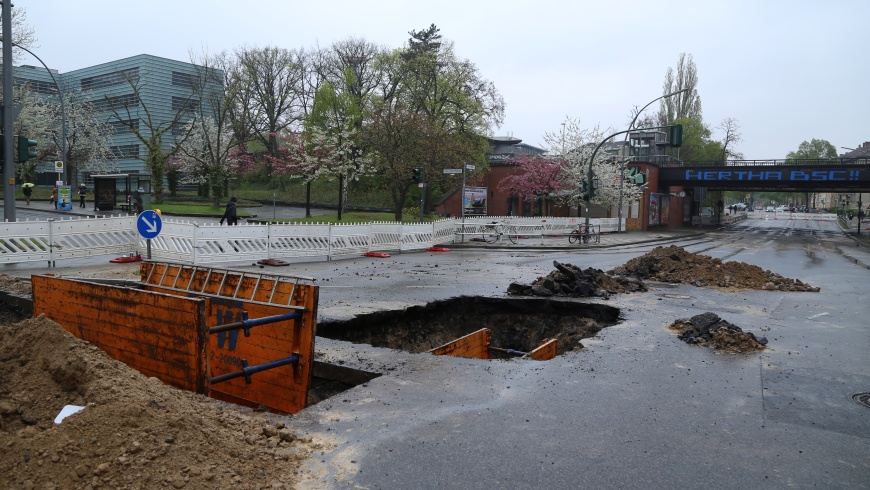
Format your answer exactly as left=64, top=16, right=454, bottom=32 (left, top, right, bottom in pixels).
left=609, top=245, right=819, bottom=292
left=0, top=275, right=32, bottom=297
left=668, top=312, right=767, bottom=353
left=0, top=316, right=316, bottom=489
left=507, top=261, right=648, bottom=298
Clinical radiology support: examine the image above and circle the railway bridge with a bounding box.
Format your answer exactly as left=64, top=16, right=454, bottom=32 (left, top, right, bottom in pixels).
left=629, top=158, right=870, bottom=229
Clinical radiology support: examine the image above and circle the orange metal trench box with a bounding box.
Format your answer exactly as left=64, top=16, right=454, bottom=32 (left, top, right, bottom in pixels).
left=31, top=262, right=319, bottom=414
left=429, top=328, right=557, bottom=361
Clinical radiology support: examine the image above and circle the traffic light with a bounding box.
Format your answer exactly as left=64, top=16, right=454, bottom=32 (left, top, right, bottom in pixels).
left=17, top=135, right=38, bottom=163
left=668, top=124, right=683, bottom=147
left=412, top=167, right=423, bottom=183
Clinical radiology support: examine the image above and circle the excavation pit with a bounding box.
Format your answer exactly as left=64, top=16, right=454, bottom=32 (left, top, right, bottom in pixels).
left=317, top=296, right=621, bottom=359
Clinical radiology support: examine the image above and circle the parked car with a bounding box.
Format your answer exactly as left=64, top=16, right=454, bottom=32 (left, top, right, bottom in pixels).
left=765, top=206, right=775, bottom=212
left=775, top=205, right=787, bottom=212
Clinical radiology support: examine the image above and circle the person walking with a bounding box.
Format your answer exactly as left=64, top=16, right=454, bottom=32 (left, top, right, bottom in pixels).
left=78, top=183, right=87, bottom=208
left=50, top=187, right=58, bottom=209
left=220, top=196, right=238, bottom=225
left=22, top=185, right=32, bottom=205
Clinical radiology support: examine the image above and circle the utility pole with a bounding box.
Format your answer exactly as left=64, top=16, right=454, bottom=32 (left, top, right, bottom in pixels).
left=2, top=0, right=17, bottom=222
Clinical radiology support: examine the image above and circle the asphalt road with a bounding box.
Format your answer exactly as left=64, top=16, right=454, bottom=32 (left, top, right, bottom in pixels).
left=282, top=214, right=869, bottom=489
left=1, top=206, right=867, bottom=488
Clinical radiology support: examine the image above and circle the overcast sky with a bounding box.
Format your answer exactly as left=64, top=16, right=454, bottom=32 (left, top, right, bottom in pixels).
left=16, top=0, right=870, bottom=159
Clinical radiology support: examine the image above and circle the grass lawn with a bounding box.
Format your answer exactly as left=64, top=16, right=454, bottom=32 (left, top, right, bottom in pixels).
left=258, top=211, right=428, bottom=224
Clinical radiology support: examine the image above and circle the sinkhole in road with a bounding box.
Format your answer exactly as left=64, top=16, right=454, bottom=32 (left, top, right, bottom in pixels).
left=317, top=296, right=621, bottom=359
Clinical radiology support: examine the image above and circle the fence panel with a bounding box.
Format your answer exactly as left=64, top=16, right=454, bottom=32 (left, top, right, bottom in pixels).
left=432, top=219, right=455, bottom=245
left=147, top=220, right=198, bottom=264
left=0, top=220, right=52, bottom=265
left=370, top=222, right=403, bottom=252
left=190, top=222, right=270, bottom=265
left=329, top=223, right=372, bottom=257
left=268, top=223, right=332, bottom=260
left=51, top=216, right=138, bottom=260
left=399, top=223, right=435, bottom=251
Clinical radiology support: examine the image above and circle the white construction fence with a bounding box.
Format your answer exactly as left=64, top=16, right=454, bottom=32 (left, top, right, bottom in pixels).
left=0, top=215, right=623, bottom=267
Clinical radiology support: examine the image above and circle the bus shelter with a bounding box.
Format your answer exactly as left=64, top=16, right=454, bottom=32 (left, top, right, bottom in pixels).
left=92, top=174, right=152, bottom=212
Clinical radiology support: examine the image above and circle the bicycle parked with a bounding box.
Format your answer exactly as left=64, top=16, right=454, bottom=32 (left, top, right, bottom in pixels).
left=482, top=220, right=519, bottom=244
left=568, top=224, right=599, bottom=244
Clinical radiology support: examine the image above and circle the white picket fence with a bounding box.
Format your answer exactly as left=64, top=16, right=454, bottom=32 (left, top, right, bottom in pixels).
left=0, top=215, right=622, bottom=267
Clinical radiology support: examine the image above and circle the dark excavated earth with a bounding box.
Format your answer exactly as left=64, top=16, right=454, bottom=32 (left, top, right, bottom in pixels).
left=317, top=295, right=621, bottom=357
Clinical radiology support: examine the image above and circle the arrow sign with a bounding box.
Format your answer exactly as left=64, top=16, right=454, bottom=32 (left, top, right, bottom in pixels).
left=137, top=210, right=162, bottom=239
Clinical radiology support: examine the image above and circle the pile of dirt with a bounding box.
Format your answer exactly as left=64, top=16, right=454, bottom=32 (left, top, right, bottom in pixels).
left=507, top=261, right=648, bottom=298
left=0, top=275, right=32, bottom=297
left=0, top=316, right=318, bottom=489
left=668, top=312, right=767, bottom=353
left=609, top=245, right=819, bottom=291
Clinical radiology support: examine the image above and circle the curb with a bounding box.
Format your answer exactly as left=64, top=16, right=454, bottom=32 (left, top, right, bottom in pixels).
left=445, top=232, right=707, bottom=251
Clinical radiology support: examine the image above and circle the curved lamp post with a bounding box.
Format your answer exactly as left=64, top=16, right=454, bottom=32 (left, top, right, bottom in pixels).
left=616, top=88, right=689, bottom=232
left=10, top=43, right=68, bottom=185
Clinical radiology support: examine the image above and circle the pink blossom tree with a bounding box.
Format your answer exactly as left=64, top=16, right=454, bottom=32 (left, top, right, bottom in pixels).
left=497, top=154, right=569, bottom=215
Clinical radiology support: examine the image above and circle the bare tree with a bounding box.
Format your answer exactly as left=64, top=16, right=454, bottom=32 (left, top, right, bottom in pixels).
left=41, top=86, right=116, bottom=184
left=109, top=72, right=195, bottom=202
left=718, top=117, right=743, bottom=161
left=175, top=51, right=242, bottom=205
left=234, top=46, right=306, bottom=156
left=0, top=5, right=36, bottom=64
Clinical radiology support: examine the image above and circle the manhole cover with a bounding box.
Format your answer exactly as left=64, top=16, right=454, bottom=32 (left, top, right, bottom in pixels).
left=850, top=392, right=870, bottom=408
left=318, top=296, right=621, bottom=359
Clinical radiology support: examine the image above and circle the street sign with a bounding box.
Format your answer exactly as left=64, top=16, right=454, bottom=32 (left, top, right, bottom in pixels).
left=137, top=210, right=162, bottom=239
left=54, top=161, right=64, bottom=172
left=466, top=164, right=475, bottom=170
left=443, top=168, right=462, bottom=174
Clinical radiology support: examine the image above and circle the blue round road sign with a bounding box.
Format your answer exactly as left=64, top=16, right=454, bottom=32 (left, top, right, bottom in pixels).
left=137, top=210, right=162, bottom=239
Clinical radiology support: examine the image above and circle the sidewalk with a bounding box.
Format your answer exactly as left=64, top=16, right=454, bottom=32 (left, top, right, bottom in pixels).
left=448, top=229, right=706, bottom=250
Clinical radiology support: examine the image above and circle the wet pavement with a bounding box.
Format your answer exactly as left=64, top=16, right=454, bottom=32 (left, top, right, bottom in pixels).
left=2, top=202, right=869, bottom=488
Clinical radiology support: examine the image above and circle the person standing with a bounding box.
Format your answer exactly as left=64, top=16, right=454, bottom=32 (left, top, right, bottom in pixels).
left=50, top=187, right=58, bottom=209
left=133, top=190, right=144, bottom=214
left=78, top=183, right=87, bottom=208
left=220, top=196, right=238, bottom=225
left=22, top=185, right=32, bottom=205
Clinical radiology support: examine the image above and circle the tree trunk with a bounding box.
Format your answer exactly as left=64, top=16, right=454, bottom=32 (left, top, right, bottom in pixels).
left=305, top=181, right=311, bottom=218
left=337, top=173, right=344, bottom=221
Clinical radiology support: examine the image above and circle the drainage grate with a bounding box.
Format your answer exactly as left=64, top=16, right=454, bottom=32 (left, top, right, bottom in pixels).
left=850, top=392, right=870, bottom=409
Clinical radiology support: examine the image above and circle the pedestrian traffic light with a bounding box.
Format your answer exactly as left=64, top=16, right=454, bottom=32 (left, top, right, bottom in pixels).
left=668, top=124, right=683, bottom=147
left=412, top=167, right=423, bottom=183
left=17, top=135, right=38, bottom=163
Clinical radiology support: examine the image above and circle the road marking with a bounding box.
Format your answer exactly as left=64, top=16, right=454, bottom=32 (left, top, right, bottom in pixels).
left=406, top=285, right=448, bottom=288
left=807, top=312, right=829, bottom=320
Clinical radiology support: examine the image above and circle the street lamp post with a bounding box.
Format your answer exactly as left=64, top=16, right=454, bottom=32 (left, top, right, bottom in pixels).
left=616, top=88, right=689, bottom=232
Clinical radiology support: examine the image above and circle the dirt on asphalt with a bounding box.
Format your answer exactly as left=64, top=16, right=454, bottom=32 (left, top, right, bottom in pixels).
left=667, top=312, right=768, bottom=353
left=0, top=242, right=801, bottom=486
left=0, top=313, right=321, bottom=489
left=608, top=245, right=820, bottom=292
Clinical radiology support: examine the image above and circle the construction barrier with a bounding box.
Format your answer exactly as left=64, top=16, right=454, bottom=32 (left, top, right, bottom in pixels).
left=31, top=262, right=319, bottom=414
left=0, top=216, right=630, bottom=267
